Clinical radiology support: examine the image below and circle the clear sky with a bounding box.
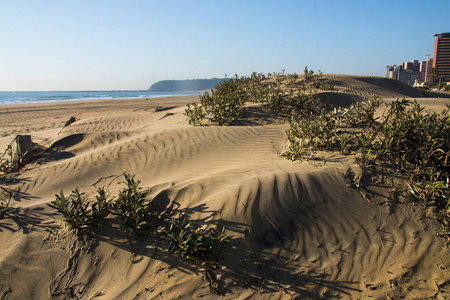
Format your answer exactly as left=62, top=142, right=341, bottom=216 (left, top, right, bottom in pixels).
left=1, top=0, right=449, bottom=91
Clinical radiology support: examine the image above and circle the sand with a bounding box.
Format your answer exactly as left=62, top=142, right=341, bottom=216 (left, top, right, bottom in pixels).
left=1, top=77, right=450, bottom=299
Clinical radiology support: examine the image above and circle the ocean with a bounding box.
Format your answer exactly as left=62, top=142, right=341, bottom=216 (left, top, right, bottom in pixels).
left=0, top=91, right=202, bottom=106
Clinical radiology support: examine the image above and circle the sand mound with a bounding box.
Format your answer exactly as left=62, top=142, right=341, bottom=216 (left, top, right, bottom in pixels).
left=1, top=87, right=450, bottom=298
left=324, top=74, right=450, bottom=100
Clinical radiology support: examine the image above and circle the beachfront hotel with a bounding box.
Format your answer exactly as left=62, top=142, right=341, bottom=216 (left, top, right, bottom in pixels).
left=433, top=32, right=450, bottom=83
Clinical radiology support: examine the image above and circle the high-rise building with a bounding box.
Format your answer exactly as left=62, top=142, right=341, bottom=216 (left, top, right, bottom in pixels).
left=386, top=65, right=400, bottom=80
left=411, top=60, right=419, bottom=72
left=403, top=61, right=413, bottom=70
left=433, top=33, right=450, bottom=83
left=419, top=61, right=427, bottom=83
left=419, top=58, right=433, bottom=83
left=420, top=61, right=427, bottom=72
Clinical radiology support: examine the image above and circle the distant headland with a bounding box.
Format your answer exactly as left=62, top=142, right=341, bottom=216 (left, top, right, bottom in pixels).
left=148, top=78, right=228, bottom=92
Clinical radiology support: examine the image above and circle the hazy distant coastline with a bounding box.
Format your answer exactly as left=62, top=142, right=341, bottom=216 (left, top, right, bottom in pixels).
left=148, top=78, right=228, bottom=92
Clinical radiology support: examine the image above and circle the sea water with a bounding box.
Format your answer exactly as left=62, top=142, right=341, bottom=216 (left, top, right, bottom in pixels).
left=0, top=91, right=201, bottom=105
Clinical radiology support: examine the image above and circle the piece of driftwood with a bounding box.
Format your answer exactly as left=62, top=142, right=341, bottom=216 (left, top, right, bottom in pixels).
left=14, top=135, right=33, bottom=164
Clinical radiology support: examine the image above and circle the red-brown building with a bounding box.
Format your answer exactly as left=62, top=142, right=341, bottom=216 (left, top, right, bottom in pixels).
left=433, top=33, right=450, bottom=83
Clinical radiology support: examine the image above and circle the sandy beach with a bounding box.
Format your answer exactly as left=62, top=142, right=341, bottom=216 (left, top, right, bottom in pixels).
left=1, top=76, right=450, bottom=299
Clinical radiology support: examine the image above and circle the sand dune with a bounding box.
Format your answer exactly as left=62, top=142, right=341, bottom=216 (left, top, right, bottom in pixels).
left=1, top=79, right=450, bottom=299
left=324, top=74, right=446, bottom=99
left=314, top=75, right=450, bottom=110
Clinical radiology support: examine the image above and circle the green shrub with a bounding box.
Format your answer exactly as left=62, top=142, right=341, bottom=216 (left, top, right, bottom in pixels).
left=0, top=144, right=27, bottom=175
left=184, top=69, right=327, bottom=125
left=287, top=73, right=298, bottom=86
left=284, top=107, right=346, bottom=159
left=208, top=226, right=227, bottom=264
left=45, top=172, right=230, bottom=266
left=245, top=72, right=267, bottom=102
left=303, top=66, right=315, bottom=82
left=165, top=218, right=227, bottom=265
left=317, top=79, right=335, bottom=90
left=378, top=100, right=449, bottom=169
left=266, top=84, right=284, bottom=112
left=199, top=76, right=248, bottom=125
left=185, top=103, right=205, bottom=126
left=48, top=187, right=111, bottom=234
left=112, top=173, right=149, bottom=235
left=91, top=187, right=112, bottom=221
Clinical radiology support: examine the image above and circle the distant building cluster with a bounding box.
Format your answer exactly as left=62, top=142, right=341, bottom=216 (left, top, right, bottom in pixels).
left=386, top=32, right=450, bottom=86
left=386, top=59, right=432, bottom=86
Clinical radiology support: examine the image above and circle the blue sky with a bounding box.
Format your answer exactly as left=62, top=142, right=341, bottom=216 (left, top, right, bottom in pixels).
left=0, top=0, right=449, bottom=91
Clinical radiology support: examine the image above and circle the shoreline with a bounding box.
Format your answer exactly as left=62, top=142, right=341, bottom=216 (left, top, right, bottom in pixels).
left=0, top=94, right=200, bottom=110
left=0, top=95, right=200, bottom=150
left=0, top=91, right=202, bottom=106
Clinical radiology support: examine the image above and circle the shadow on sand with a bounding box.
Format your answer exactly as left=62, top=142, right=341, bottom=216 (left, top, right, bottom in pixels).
left=34, top=186, right=362, bottom=299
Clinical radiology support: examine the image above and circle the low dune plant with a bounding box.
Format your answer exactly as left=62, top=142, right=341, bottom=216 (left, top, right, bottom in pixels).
left=184, top=69, right=325, bottom=125
left=49, top=189, right=91, bottom=233
left=303, top=66, right=315, bottom=82
left=339, top=133, right=352, bottom=155
left=185, top=103, right=205, bottom=126
left=165, top=218, right=227, bottom=265
left=354, top=149, right=376, bottom=170
left=287, top=73, right=298, bottom=86
left=112, top=173, right=149, bottom=235
left=165, top=218, right=203, bottom=260
left=284, top=107, right=346, bottom=160
left=0, top=144, right=28, bottom=175
left=317, top=79, right=336, bottom=90
left=267, top=85, right=284, bottom=112
left=195, top=76, right=249, bottom=126
left=91, top=187, right=112, bottom=221
left=245, top=72, right=267, bottom=102
left=288, top=90, right=317, bottom=114
left=208, top=226, right=227, bottom=264
left=48, top=187, right=111, bottom=234
left=0, top=145, right=15, bottom=174
left=378, top=100, right=449, bottom=169
left=354, top=97, right=381, bottom=128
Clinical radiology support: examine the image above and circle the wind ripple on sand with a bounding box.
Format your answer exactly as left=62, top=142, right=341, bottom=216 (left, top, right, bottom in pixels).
left=153, top=166, right=448, bottom=297
left=2, top=99, right=450, bottom=298
left=326, top=74, right=430, bottom=99
left=12, top=125, right=287, bottom=205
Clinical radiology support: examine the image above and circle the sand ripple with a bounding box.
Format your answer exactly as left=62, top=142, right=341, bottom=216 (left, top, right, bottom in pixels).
left=1, top=92, right=449, bottom=298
